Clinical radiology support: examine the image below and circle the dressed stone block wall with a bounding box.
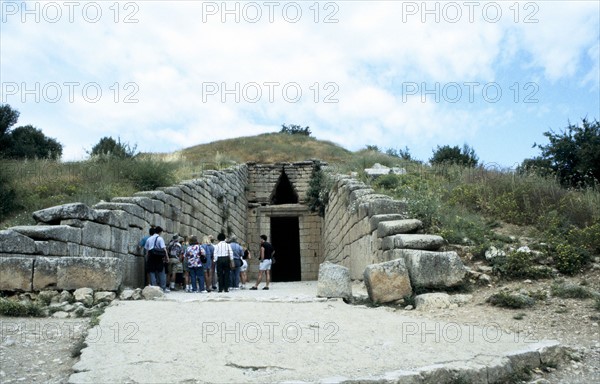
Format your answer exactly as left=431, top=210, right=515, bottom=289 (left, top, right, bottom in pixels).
left=322, top=175, right=408, bottom=280
left=0, top=165, right=248, bottom=292
left=247, top=161, right=316, bottom=204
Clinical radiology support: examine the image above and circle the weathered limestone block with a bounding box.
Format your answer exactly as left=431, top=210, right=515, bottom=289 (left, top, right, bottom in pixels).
left=81, top=221, right=112, bottom=250
left=111, top=196, right=154, bottom=213
left=394, top=249, right=466, bottom=289
left=32, top=203, right=96, bottom=223
left=111, top=227, right=129, bottom=255
left=74, top=287, right=94, bottom=307
left=369, top=214, right=408, bottom=232
left=65, top=257, right=123, bottom=290
left=94, top=209, right=129, bottom=229
left=80, top=246, right=105, bottom=258
left=142, top=285, right=165, bottom=299
left=367, top=197, right=407, bottom=217
left=121, top=253, right=145, bottom=288
left=93, top=202, right=145, bottom=220
left=12, top=225, right=82, bottom=244
left=414, top=292, right=451, bottom=310
left=0, top=256, right=33, bottom=291
left=35, top=240, right=69, bottom=256
left=381, top=234, right=446, bottom=251
left=377, top=219, right=423, bottom=238
left=94, top=291, right=116, bottom=304
left=33, top=257, right=58, bottom=290
left=0, top=230, right=37, bottom=254
left=133, top=190, right=170, bottom=204
left=316, top=262, right=352, bottom=299
left=363, top=258, right=412, bottom=304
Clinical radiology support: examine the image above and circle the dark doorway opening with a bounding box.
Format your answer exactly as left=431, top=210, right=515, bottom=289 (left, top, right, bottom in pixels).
left=271, top=170, right=298, bottom=205
left=270, top=216, right=301, bottom=282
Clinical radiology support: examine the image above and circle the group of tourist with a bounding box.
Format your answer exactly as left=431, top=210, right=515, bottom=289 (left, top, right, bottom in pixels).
left=139, top=227, right=274, bottom=293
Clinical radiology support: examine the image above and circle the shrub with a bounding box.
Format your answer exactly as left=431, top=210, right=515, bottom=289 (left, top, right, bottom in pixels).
left=487, top=292, right=535, bottom=309
left=0, top=298, right=45, bottom=317
left=551, top=282, right=595, bottom=299
left=374, top=174, right=401, bottom=190
left=120, top=157, right=177, bottom=191
left=492, top=250, right=553, bottom=280
left=553, top=243, right=590, bottom=275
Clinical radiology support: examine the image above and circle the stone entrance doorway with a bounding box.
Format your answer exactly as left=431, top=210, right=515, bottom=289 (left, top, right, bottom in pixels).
left=270, top=216, right=301, bottom=282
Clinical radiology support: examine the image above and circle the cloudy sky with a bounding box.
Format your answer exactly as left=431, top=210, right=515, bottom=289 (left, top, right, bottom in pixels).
left=1, top=0, right=598, bottom=168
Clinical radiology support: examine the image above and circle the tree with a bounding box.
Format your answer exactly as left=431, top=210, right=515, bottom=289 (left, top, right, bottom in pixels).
left=0, top=105, right=63, bottom=160
left=89, top=136, right=137, bottom=159
left=529, top=118, right=600, bottom=188
left=430, top=144, right=478, bottom=167
left=386, top=146, right=413, bottom=161
left=0, top=104, right=19, bottom=138
left=1, top=125, right=62, bottom=160
left=280, top=124, right=311, bottom=136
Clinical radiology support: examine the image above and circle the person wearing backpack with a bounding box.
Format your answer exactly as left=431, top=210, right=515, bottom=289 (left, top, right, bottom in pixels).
left=185, top=236, right=206, bottom=293
left=166, top=235, right=183, bottom=291
left=144, top=226, right=168, bottom=292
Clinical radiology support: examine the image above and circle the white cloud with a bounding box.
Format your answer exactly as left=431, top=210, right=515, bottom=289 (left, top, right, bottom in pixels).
left=1, top=0, right=598, bottom=166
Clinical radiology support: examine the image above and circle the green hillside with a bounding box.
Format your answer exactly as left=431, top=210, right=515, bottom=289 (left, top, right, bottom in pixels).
left=175, top=133, right=353, bottom=164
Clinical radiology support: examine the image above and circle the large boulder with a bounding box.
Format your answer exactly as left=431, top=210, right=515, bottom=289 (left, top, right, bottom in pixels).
left=0, top=230, right=37, bottom=254
left=393, top=249, right=467, bottom=289
left=316, top=262, right=352, bottom=299
left=0, top=257, right=34, bottom=291
left=32, top=203, right=96, bottom=224
left=142, top=286, right=165, bottom=300
left=74, top=287, right=94, bottom=307
left=363, top=258, right=412, bottom=304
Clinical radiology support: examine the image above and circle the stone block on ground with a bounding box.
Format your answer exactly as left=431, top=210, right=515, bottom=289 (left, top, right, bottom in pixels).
left=0, top=256, right=34, bottom=291
left=0, top=230, right=37, bottom=254
left=381, top=234, right=446, bottom=251
left=363, top=258, right=412, bottom=304
left=394, top=249, right=467, bottom=289
left=32, top=203, right=96, bottom=224
left=94, top=291, right=116, bottom=304
left=142, top=286, right=165, bottom=300
left=74, top=287, right=94, bottom=307
left=415, top=293, right=451, bottom=310
left=377, top=219, right=422, bottom=238
left=316, top=262, right=352, bottom=299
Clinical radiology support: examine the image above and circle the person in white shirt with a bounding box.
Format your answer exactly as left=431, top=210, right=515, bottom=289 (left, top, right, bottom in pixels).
left=213, top=233, right=234, bottom=292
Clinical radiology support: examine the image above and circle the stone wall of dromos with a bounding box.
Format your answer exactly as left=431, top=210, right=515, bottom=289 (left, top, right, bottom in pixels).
left=322, top=175, right=408, bottom=280
left=0, top=165, right=249, bottom=292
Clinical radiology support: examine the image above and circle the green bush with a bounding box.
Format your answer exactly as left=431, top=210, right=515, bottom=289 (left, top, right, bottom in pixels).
left=0, top=298, right=45, bottom=317
left=492, top=250, right=553, bottom=280
left=487, top=292, right=535, bottom=309
left=119, top=158, right=178, bottom=191
left=551, top=282, right=595, bottom=299
left=553, top=243, right=590, bottom=275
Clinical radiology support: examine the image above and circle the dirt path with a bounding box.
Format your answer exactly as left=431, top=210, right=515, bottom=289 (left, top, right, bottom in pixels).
left=1, top=279, right=599, bottom=383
